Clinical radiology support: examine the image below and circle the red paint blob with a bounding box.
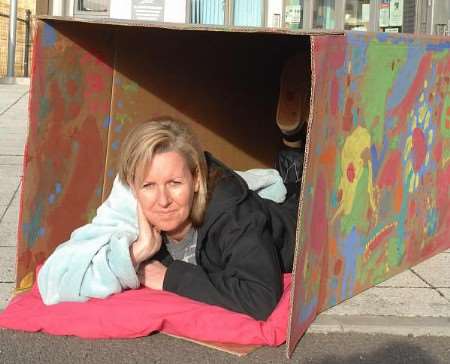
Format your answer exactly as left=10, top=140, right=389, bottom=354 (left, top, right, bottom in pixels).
left=408, top=200, right=416, bottom=217
left=378, top=151, right=401, bottom=188
left=433, top=141, right=442, bottom=162
left=334, top=259, right=342, bottom=275
left=343, top=97, right=353, bottom=132
left=412, top=127, right=426, bottom=172
left=310, top=173, right=328, bottom=254
left=346, top=162, right=356, bottom=183
left=330, top=77, right=338, bottom=116
left=66, top=79, right=78, bottom=96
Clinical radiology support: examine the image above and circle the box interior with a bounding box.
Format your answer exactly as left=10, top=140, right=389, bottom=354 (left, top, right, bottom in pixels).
left=54, top=20, right=311, bottom=182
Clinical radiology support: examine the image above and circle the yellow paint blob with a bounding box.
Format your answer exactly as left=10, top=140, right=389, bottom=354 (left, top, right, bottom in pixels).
left=15, top=271, right=35, bottom=293
left=334, top=126, right=376, bottom=220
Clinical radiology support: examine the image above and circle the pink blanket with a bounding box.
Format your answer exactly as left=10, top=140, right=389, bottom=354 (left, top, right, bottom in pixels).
left=0, top=272, right=291, bottom=346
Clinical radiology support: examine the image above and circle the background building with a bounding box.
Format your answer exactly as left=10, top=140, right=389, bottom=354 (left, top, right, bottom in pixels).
left=0, top=0, right=35, bottom=77
left=39, top=0, right=449, bottom=35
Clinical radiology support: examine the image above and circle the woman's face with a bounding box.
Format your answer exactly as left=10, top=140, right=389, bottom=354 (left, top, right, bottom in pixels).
left=134, top=151, right=199, bottom=241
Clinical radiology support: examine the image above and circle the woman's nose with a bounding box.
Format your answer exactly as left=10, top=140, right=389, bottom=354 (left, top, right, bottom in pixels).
left=157, top=186, right=171, bottom=207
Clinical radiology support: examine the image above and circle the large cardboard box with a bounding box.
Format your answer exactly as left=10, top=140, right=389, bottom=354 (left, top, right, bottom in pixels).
left=16, top=16, right=450, bottom=356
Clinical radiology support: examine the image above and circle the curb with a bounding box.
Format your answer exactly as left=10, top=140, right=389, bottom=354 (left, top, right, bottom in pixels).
left=308, top=314, right=450, bottom=337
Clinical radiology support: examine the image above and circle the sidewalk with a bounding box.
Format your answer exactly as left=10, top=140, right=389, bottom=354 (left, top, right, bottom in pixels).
left=0, top=83, right=449, bottom=337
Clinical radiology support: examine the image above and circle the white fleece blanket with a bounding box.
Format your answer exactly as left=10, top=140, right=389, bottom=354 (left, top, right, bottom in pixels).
left=38, top=170, right=286, bottom=305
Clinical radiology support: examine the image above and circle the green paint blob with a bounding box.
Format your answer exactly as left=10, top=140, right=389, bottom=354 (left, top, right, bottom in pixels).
left=387, top=236, right=403, bottom=267
left=361, top=39, right=408, bottom=145
left=341, top=166, right=371, bottom=235
left=389, top=135, right=400, bottom=149
left=39, top=97, right=51, bottom=121
left=358, top=250, right=381, bottom=284
left=432, top=49, right=449, bottom=62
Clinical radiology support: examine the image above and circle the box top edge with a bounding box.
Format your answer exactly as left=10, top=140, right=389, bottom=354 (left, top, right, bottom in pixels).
left=36, top=15, right=344, bottom=36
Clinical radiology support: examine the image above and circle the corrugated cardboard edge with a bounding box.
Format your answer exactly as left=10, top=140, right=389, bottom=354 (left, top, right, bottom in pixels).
left=285, top=34, right=318, bottom=359
left=34, top=16, right=449, bottom=41
left=101, top=38, right=119, bottom=203
left=162, top=333, right=260, bottom=357
left=14, top=17, right=41, bottom=293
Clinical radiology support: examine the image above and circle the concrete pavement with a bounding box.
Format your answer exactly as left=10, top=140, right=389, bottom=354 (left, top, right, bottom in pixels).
left=0, top=83, right=449, bottom=339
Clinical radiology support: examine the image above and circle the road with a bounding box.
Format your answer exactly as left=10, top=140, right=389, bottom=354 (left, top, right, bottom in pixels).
left=0, top=330, right=449, bottom=363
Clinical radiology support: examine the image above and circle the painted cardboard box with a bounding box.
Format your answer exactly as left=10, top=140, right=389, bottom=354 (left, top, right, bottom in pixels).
left=16, top=16, right=450, bottom=356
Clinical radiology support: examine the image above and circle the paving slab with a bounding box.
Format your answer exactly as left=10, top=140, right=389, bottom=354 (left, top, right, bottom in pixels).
left=0, top=93, right=28, bottom=114
left=0, top=193, right=20, bottom=247
left=411, top=254, right=450, bottom=288
left=376, top=269, right=428, bottom=288
left=323, top=287, right=450, bottom=317
left=0, top=219, right=18, bottom=247
left=0, top=156, right=24, bottom=165
left=0, top=247, right=16, bottom=282
left=440, top=289, right=450, bottom=301
left=0, top=283, right=15, bottom=310
left=0, top=179, right=20, bottom=207
left=0, top=165, right=22, bottom=178
left=309, top=314, right=450, bottom=337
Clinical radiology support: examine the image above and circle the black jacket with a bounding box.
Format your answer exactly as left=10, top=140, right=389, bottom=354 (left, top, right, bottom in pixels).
left=156, top=152, right=297, bottom=321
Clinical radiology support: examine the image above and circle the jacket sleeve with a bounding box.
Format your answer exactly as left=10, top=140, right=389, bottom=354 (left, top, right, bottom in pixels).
left=162, top=211, right=283, bottom=321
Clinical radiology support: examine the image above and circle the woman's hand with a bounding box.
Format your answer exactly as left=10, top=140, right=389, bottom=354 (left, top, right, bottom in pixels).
left=130, top=202, right=162, bottom=266
left=138, top=260, right=167, bottom=290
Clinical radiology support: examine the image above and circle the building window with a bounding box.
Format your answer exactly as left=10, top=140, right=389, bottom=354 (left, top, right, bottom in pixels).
left=313, top=0, right=337, bottom=29
left=74, top=0, right=110, bottom=17
left=285, top=0, right=304, bottom=29
left=233, top=0, right=264, bottom=27
left=190, top=0, right=225, bottom=25
left=189, top=0, right=265, bottom=27
left=345, top=0, right=370, bottom=31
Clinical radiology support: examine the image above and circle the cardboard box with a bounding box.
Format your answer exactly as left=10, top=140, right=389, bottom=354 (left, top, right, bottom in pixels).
left=16, top=16, right=450, bottom=356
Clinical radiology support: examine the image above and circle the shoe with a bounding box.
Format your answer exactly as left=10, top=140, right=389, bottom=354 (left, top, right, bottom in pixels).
left=276, top=147, right=304, bottom=198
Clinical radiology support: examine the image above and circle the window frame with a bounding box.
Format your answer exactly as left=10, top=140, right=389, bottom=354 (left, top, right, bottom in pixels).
left=73, top=0, right=111, bottom=18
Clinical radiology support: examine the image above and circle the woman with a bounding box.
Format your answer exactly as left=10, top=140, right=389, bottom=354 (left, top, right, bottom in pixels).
left=38, top=119, right=298, bottom=321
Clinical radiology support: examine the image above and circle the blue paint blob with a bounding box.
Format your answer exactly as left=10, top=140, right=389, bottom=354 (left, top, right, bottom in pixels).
left=331, top=191, right=338, bottom=209
left=107, top=169, right=114, bottom=178
left=103, top=116, right=111, bottom=129
left=24, top=203, right=44, bottom=248
left=111, top=141, right=120, bottom=150
left=118, top=100, right=124, bottom=109
left=114, top=124, right=123, bottom=133
left=339, top=227, right=364, bottom=300
left=48, top=194, right=56, bottom=204
left=371, top=138, right=388, bottom=179
left=72, top=141, right=80, bottom=152
left=43, top=23, right=57, bottom=47
left=348, top=33, right=368, bottom=76
left=426, top=208, right=438, bottom=236
left=38, top=227, right=45, bottom=236
left=426, top=43, right=450, bottom=52
left=95, top=187, right=102, bottom=198
left=376, top=32, right=390, bottom=43
left=299, top=297, right=318, bottom=323
left=55, top=183, right=62, bottom=194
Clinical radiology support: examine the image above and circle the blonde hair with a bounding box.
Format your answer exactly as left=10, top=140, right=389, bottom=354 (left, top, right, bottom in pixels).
left=118, top=119, right=208, bottom=226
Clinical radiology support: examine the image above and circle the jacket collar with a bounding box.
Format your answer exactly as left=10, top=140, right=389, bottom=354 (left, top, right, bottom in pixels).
left=201, top=151, right=248, bottom=225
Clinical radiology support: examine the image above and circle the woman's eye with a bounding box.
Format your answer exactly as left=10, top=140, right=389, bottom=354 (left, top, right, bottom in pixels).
left=169, top=180, right=182, bottom=186
left=143, top=183, right=155, bottom=189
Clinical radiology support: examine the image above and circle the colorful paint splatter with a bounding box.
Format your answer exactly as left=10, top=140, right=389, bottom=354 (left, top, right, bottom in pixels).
left=289, top=33, right=450, bottom=352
